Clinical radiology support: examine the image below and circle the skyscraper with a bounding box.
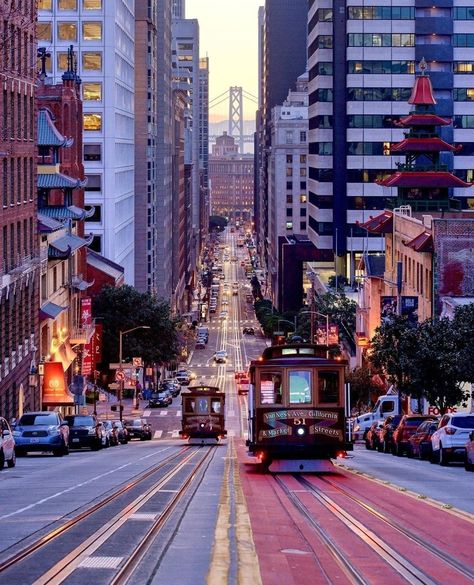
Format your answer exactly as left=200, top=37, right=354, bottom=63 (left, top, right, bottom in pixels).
left=199, top=57, right=210, bottom=240
left=307, top=1, right=474, bottom=279
left=256, top=0, right=309, bottom=271
left=38, top=0, right=136, bottom=284
left=172, top=0, right=185, bottom=19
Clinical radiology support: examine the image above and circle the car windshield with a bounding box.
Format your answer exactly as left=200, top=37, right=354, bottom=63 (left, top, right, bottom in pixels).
left=66, top=416, right=95, bottom=426
left=19, top=414, right=59, bottom=426
left=452, top=415, right=474, bottom=429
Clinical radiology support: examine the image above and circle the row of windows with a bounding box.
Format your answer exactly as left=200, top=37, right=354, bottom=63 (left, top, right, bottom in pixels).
left=285, top=221, right=307, bottom=231
left=454, top=115, right=474, bottom=128
left=348, top=33, right=415, bottom=47
left=347, top=6, right=415, bottom=19
left=308, top=8, right=333, bottom=30
left=2, top=20, right=35, bottom=79
left=37, top=21, right=102, bottom=42
left=1, top=158, right=35, bottom=208
left=453, top=35, right=474, bottom=48
left=347, top=87, right=412, bottom=101
left=2, top=90, right=35, bottom=141
left=317, top=142, right=397, bottom=156
left=310, top=112, right=474, bottom=130
left=349, top=60, right=415, bottom=74
left=286, top=154, right=307, bottom=164
left=37, top=51, right=102, bottom=73
left=454, top=88, right=474, bottom=101
left=1, top=220, right=35, bottom=274
left=309, top=192, right=394, bottom=211
left=286, top=208, right=307, bottom=217
left=39, top=0, right=102, bottom=10
left=309, top=167, right=389, bottom=183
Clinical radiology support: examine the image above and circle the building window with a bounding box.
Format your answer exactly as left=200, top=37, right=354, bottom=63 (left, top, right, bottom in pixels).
left=83, top=22, right=102, bottom=41
left=286, top=208, right=293, bottom=217
left=84, top=205, right=101, bottom=222
left=83, top=143, right=102, bottom=161
left=300, top=194, right=307, bottom=203
left=286, top=154, right=293, bottom=163
left=37, top=23, right=52, bottom=42
left=83, top=0, right=102, bottom=8
left=286, top=195, right=293, bottom=204
left=300, top=221, right=307, bottom=230
left=286, top=222, right=293, bottom=230
left=286, top=167, right=293, bottom=177
left=88, top=235, right=102, bottom=253
left=286, top=181, right=293, bottom=190
left=59, top=0, right=77, bottom=9
left=300, top=154, right=306, bottom=164
left=83, top=113, right=102, bottom=131
left=37, top=52, right=52, bottom=73
left=57, top=52, right=68, bottom=70
left=82, top=52, right=102, bottom=70
left=58, top=22, right=77, bottom=41
left=38, top=0, right=52, bottom=9
left=83, top=82, right=102, bottom=101
left=300, top=131, right=307, bottom=143
left=285, top=131, right=294, bottom=144
left=85, top=174, right=101, bottom=191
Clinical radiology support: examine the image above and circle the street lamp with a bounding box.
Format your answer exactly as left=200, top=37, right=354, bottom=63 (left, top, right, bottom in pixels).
left=277, top=318, right=296, bottom=334
left=300, top=310, right=329, bottom=358
left=119, top=326, right=150, bottom=421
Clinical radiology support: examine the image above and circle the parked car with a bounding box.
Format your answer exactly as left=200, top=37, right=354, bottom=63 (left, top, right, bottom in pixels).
left=380, top=414, right=403, bottom=454
left=65, top=414, right=104, bottom=450
left=407, top=419, right=439, bottom=459
left=431, top=413, right=474, bottom=465
left=148, top=390, right=172, bottom=408
left=102, top=420, right=119, bottom=447
left=124, top=418, right=152, bottom=441
left=110, top=420, right=129, bottom=444
left=195, top=340, right=206, bottom=349
left=243, top=327, right=255, bottom=335
left=465, top=431, right=474, bottom=471
left=365, top=420, right=384, bottom=451
left=175, top=369, right=193, bottom=385
left=392, top=415, right=437, bottom=456
left=13, top=412, right=69, bottom=456
left=0, top=416, right=16, bottom=469
left=214, top=350, right=228, bottom=363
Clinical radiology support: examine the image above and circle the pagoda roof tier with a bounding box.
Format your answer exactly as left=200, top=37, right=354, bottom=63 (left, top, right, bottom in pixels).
left=358, top=211, right=393, bottom=234
left=391, top=138, right=461, bottom=153
left=377, top=172, right=472, bottom=188
left=404, top=231, right=434, bottom=253
left=38, top=172, right=87, bottom=190
left=39, top=205, right=95, bottom=221
left=395, top=114, right=451, bottom=127
left=48, top=233, right=94, bottom=260
left=408, top=74, right=436, bottom=105
left=38, top=108, right=73, bottom=147
left=38, top=213, right=64, bottom=233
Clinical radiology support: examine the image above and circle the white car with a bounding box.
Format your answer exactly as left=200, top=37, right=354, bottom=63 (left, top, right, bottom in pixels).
left=0, top=416, right=16, bottom=469
left=465, top=432, right=474, bottom=471
left=219, top=311, right=228, bottom=320
left=430, top=413, right=474, bottom=466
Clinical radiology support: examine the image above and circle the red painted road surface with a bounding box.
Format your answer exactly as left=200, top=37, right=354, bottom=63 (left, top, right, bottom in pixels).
left=236, top=441, right=474, bottom=585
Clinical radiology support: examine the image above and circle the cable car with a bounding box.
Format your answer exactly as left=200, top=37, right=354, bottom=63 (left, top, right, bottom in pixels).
left=246, top=344, right=352, bottom=472
left=180, top=386, right=226, bottom=445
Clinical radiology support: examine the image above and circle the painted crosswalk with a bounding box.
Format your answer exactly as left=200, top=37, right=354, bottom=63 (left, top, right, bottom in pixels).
left=153, top=430, right=163, bottom=439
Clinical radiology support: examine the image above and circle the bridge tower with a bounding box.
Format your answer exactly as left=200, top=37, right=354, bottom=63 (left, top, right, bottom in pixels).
left=228, top=86, right=244, bottom=154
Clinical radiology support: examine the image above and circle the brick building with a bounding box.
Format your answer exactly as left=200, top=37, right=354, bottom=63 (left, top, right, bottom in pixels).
left=0, top=1, right=39, bottom=418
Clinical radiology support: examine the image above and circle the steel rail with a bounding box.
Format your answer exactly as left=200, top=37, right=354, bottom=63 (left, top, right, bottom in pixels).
left=33, top=447, right=210, bottom=584
left=273, top=475, right=369, bottom=585
left=0, top=446, right=191, bottom=576
left=315, top=475, right=474, bottom=583
left=296, top=476, right=439, bottom=585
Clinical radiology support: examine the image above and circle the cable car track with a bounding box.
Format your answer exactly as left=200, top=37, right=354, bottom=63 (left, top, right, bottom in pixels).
left=0, top=446, right=216, bottom=583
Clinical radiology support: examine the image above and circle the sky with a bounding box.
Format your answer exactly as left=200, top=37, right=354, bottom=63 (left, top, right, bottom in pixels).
left=186, top=0, right=261, bottom=122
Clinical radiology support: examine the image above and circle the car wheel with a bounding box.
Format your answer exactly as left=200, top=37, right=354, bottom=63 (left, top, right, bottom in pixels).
left=464, top=457, right=474, bottom=472
left=365, top=439, right=371, bottom=450
left=7, top=449, right=16, bottom=468
left=105, top=438, right=110, bottom=448
left=439, top=445, right=450, bottom=467
left=406, top=444, right=413, bottom=458
left=429, top=449, right=439, bottom=464
left=395, top=444, right=403, bottom=457
left=15, top=448, right=27, bottom=457
left=377, top=442, right=384, bottom=453
left=52, top=448, right=63, bottom=457
left=0, top=449, right=4, bottom=469
left=62, top=442, right=70, bottom=456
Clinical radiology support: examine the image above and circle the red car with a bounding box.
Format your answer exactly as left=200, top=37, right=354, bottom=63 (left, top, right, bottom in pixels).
left=407, top=419, right=439, bottom=459
left=392, top=415, right=437, bottom=456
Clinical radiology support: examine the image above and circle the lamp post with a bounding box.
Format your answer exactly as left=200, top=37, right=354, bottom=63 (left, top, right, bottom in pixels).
left=277, top=318, right=296, bottom=335
left=300, top=310, right=329, bottom=358
left=119, top=326, right=150, bottom=422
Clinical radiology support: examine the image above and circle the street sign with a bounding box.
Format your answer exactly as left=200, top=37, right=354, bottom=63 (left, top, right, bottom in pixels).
left=109, top=362, right=132, bottom=370
left=132, top=357, right=143, bottom=367
left=115, top=370, right=125, bottom=382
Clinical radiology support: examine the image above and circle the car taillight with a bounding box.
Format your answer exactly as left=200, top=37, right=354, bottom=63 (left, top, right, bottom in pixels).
left=445, top=427, right=456, bottom=435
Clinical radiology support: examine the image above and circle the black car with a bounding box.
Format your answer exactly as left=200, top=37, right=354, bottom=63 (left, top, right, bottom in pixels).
left=65, top=415, right=104, bottom=450
left=243, top=327, right=255, bottom=335
left=148, top=390, right=172, bottom=408
left=160, top=379, right=181, bottom=398
left=380, top=415, right=403, bottom=454
left=124, top=418, right=152, bottom=441
left=108, top=420, right=129, bottom=444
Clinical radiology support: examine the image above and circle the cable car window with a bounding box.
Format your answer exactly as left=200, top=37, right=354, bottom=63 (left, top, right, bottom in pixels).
left=289, top=370, right=312, bottom=404
left=318, top=371, right=339, bottom=403
left=211, top=399, right=221, bottom=414
left=185, top=398, right=195, bottom=412
left=260, top=372, right=283, bottom=404
left=196, top=397, right=209, bottom=414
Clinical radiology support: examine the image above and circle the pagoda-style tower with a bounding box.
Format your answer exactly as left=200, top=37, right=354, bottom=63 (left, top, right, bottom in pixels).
left=377, top=59, right=472, bottom=211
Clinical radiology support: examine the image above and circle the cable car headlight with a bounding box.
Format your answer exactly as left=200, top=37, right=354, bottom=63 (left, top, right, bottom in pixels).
left=296, top=426, right=306, bottom=436
left=200, top=422, right=206, bottom=429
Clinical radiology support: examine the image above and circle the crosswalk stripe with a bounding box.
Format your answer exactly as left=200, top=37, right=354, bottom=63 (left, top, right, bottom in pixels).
left=170, top=430, right=180, bottom=438
left=176, top=410, right=182, bottom=417
left=153, top=430, right=163, bottom=439
left=143, top=410, right=151, bottom=417
left=160, top=410, right=167, bottom=416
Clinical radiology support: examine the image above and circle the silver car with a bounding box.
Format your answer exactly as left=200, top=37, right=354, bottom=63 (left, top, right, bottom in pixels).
left=0, top=417, right=16, bottom=469
left=465, top=431, right=474, bottom=471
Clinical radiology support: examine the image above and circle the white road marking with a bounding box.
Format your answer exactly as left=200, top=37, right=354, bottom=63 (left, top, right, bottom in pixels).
left=79, top=557, right=123, bottom=569
left=176, top=410, right=182, bottom=417
left=159, top=410, right=168, bottom=416
left=227, top=410, right=235, bottom=417
left=143, top=410, right=151, bottom=417
left=153, top=430, right=163, bottom=439
left=0, top=447, right=171, bottom=520
left=170, top=430, right=180, bottom=438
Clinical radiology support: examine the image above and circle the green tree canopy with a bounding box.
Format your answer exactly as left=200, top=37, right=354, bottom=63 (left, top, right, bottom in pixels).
left=296, top=293, right=356, bottom=344
left=92, top=285, right=180, bottom=367
left=346, top=366, right=381, bottom=409
left=209, top=215, right=228, bottom=231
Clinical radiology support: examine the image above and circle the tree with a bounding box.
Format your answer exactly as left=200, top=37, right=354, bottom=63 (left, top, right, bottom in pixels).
left=209, top=215, right=228, bottom=231
left=369, top=315, right=419, bottom=398
left=409, top=318, right=470, bottom=415
left=346, top=366, right=381, bottom=411
left=296, top=293, right=356, bottom=345
left=92, top=285, right=180, bottom=368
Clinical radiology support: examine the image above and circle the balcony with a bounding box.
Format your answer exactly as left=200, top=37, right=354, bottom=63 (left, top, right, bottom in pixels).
left=69, top=324, right=95, bottom=345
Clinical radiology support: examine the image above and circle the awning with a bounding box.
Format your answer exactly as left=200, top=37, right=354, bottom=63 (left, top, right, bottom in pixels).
left=71, top=275, right=94, bottom=291
left=38, top=213, right=64, bottom=233
left=404, top=231, right=433, bottom=253
left=390, top=138, right=461, bottom=153
left=49, top=233, right=94, bottom=259
left=358, top=212, right=393, bottom=234
left=38, top=173, right=87, bottom=190
left=40, top=301, right=68, bottom=320
left=40, top=205, right=93, bottom=221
